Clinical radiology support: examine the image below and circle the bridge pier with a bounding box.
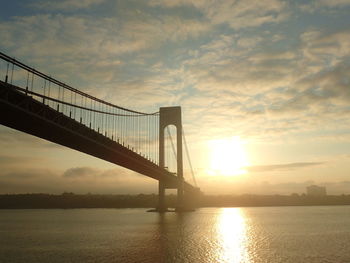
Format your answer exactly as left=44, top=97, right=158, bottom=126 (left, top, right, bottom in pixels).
left=155, top=178, right=200, bottom=212
left=156, top=179, right=191, bottom=212
left=175, top=178, right=184, bottom=211
left=157, top=180, right=167, bottom=212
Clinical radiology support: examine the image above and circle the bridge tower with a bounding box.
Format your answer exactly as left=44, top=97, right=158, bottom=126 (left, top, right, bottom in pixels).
left=158, top=106, right=184, bottom=212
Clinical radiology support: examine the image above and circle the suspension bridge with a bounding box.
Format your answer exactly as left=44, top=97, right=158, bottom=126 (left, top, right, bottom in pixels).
left=0, top=52, right=200, bottom=212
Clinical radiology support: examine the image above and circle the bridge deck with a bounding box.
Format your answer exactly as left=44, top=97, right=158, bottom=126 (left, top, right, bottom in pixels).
left=0, top=81, right=197, bottom=193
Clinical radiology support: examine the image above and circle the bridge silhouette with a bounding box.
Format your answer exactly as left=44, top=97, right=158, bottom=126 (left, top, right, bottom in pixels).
left=0, top=52, right=200, bottom=212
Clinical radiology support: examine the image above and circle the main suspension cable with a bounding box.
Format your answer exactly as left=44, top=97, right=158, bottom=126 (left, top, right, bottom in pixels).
left=182, top=128, right=198, bottom=187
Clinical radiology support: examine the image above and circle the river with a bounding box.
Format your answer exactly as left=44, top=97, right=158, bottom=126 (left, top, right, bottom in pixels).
left=1, top=206, right=350, bottom=262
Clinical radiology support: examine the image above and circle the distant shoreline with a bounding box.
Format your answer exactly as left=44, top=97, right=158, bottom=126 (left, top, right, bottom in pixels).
left=1, top=193, right=350, bottom=209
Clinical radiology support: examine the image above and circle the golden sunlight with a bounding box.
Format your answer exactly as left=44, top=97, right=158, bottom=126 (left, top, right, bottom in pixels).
left=208, top=137, right=249, bottom=176
left=216, top=208, right=250, bottom=263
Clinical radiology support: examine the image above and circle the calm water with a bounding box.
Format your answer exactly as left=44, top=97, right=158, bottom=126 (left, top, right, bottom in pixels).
left=1, top=206, right=350, bottom=263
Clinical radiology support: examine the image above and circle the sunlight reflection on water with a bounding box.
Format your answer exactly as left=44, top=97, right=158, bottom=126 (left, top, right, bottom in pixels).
left=216, top=208, right=250, bottom=263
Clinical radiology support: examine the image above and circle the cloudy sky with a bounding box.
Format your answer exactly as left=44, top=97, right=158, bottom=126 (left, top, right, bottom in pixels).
left=1, top=0, right=350, bottom=195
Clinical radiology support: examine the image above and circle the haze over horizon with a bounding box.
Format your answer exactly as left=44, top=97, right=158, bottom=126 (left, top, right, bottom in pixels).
left=1, top=0, right=350, bottom=195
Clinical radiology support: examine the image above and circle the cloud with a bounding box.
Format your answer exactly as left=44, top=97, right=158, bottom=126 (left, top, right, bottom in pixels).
left=0, top=155, right=38, bottom=167
left=1, top=171, right=45, bottom=180
left=0, top=167, right=157, bottom=194
left=300, top=30, right=350, bottom=66
left=300, top=0, right=350, bottom=13
left=173, top=26, right=350, bottom=142
left=0, top=156, right=23, bottom=164
left=1, top=162, right=348, bottom=195
left=265, top=29, right=350, bottom=116
left=63, top=167, right=99, bottom=178
left=246, top=162, right=325, bottom=173
left=319, top=0, right=350, bottom=7
left=149, top=0, right=289, bottom=29
left=31, top=0, right=106, bottom=10
left=0, top=14, right=210, bottom=59
left=195, top=172, right=350, bottom=194
left=237, top=36, right=263, bottom=49
left=0, top=12, right=210, bottom=111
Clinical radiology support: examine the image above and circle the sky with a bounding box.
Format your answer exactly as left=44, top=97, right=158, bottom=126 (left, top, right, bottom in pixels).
left=0, top=0, right=350, bottom=195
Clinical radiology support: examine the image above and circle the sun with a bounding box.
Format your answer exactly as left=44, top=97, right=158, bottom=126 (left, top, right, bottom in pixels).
left=207, top=136, right=249, bottom=176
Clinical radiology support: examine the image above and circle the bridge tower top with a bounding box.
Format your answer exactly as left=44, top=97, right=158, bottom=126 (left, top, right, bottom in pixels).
left=159, top=106, right=182, bottom=130
left=159, top=106, right=182, bottom=175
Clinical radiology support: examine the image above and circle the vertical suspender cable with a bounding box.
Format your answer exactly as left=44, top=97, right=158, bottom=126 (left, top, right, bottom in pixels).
left=48, top=80, right=51, bottom=108
left=26, top=71, right=29, bottom=94
left=10, top=62, right=14, bottom=84
left=5, top=63, right=9, bottom=83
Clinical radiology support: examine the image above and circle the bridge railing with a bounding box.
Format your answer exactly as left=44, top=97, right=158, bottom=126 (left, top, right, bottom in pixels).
left=0, top=52, right=160, bottom=164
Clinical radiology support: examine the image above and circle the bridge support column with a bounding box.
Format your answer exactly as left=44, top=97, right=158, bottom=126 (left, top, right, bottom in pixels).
left=158, top=106, right=185, bottom=212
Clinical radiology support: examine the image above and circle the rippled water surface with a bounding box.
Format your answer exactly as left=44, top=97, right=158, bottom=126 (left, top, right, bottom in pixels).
left=1, top=206, right=350, bottom=263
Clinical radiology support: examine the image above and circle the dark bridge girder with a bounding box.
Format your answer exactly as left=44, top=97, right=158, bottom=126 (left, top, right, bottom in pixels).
left=0, top=81, right=197, bottom=193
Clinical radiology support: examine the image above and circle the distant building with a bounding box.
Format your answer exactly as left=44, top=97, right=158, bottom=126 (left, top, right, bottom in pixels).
left=306, top=185, right=327, bottom=196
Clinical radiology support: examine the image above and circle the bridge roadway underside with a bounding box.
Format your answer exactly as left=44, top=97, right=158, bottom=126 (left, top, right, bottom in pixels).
left=0, top=81, right=196, bottom=193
